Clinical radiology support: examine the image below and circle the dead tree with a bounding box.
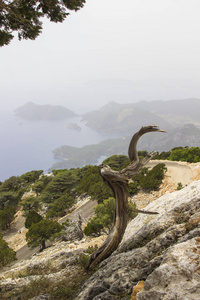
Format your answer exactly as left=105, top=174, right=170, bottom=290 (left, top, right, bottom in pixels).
left=86, top=125, right=166, bottom=270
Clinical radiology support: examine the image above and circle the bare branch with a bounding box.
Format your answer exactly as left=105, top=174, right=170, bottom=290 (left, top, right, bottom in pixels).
left=86, top=125, right=166, bottom=270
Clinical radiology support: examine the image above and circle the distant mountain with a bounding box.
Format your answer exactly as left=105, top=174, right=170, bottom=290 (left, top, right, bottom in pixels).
left=138, top=123, right=200, bottom=152
left=82, top=102, right=171, bottom=135
left=51, top=123, right=200, bottom=170
left=15, top=102, right=77, bottom=120
left=134, top=98, right=200, bottom=126
left=82, top=99, right=200, bottom=135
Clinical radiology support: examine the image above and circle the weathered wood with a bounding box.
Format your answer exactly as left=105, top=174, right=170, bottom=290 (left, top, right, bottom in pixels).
left=86, top=125, right=166, bottom=270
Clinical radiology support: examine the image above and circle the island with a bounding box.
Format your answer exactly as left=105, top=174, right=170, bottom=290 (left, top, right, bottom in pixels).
left=14, top=102, right=77, bottom=121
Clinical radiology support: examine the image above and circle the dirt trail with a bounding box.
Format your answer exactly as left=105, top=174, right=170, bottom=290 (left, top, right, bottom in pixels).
left=147, top=160, right=194, bottom=186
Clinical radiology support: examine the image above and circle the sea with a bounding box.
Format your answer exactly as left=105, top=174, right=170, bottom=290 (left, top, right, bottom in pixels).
left=0, top=110, right=112, bottom=182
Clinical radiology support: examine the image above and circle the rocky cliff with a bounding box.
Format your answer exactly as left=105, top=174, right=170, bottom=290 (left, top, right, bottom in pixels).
left=77, top=181, right=200, bottom=299
left=0, top=181, right=200, bottom=299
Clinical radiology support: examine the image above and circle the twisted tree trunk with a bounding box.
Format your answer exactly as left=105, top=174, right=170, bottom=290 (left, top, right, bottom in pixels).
left=86, top=125, right=166, bottom=270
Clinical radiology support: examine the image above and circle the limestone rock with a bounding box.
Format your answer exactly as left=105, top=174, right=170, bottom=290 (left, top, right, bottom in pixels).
left=137, top=237, right=200, bottom=300
left=77, top=181, right=200, bottom=299
left=61, top=220, right=84, bottom=242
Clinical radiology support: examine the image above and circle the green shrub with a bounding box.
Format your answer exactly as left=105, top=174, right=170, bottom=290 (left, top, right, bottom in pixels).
left=102, top=155, right=130, bottom=170
left=75, top=166, right=113, bottom=203
left=47, top=192, right=76, bottom=218
left=40, top=170, right=78, bottom=203
left=138, top=163, right=167, bottom=192
left=84, top=198, right=138, bottom=237
left=177, top=182, right=183, bottom=190
left=25, top=210, right=43, bottom=229
left=0, top=232, right=16, bottom=267
left=32, top=175, right=53, bottom=195
left=0, top=205, right=16, bottom=230
left=26, top=219, right=62, bottom=250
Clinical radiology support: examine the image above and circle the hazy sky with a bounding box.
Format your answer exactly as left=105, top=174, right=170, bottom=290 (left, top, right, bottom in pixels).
left=1, top=0, right=200, bottom=114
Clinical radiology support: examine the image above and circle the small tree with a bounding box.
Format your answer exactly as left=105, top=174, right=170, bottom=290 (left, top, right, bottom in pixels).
left=103, top=155, right=130, bottom=171
left=25, top=210, right=43, bottom=229
left=76, top=166, right=113, bottom=203
left=26, top=219, right=62, bottom=250
left=0, top=191, right=20, bottom=210
left=47, top=192, right=75, bottom=218
left=0, top=205, right=16, bottom=230
left=0, top=232, right=16, bottom=267
left=19, top=195, right=41, bottom=216
left=40, top=170, right=78, bottom=203
left=32, top=175, right=53, bottom=196
left=20, top=170, right=43, bottom=186
left=84, top=198, right=137, bottom=237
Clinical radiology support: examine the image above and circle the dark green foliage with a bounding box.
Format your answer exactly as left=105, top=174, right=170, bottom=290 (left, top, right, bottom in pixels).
left=0, top=191, right=20, bottom=210
left=83, top=217, right=104, bottom=237
left=75, top=166, right=113, bottom=203
left=152, top=147, right=200, bottom=163
left=134, top=163, right=167, bottom=192
left=0, top=172, right=44, bottom=211
left=26, top=219, right=62, bottom=250
left=152, top=151, right=171, bottom=160
left=169, top=147, right=200, bottom=163
left=102, top=155, right=130, bottom=170
left=84, top=197, right=115, bottom=236
left=128, top=163, right=167, bottom=194
left=40, top=170, right=78, bottom=203
left=47, top=192, right=76, bottom=218
left=128, top=181, right=140, bottom=195
left=0, top=0, right=85, bottom=46
left=32, top=175, right=53, bottom=195
left=0, top=205, right=16, bottom=230
left=177, top=182, right=183, bottom=190
left=25, top=210, right=43, bottom=229
left=0, top=176, right=21, bottom=192
left=128, top=201, right=138, bottom=220
left=19, top=195, right=41, bottom=216
left=0, top=232, right=16, bottom=267
left=138, top=150, right=149, bottom=158
left=84, top=198, right=137, bottom=237
left=0, top=173, right=40, bottom=211
left=19, top=170, right=43, bottom=185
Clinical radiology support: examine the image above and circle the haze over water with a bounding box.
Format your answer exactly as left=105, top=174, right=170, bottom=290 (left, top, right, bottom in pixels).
left=0, top=110, right=112, bottom=181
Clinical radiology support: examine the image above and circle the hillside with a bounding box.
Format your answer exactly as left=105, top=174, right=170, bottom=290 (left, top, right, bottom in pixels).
left=134, top=98, right=200, bottom=126
left=15, top=102, right=77, bottom=120
left=51, top=124, right=200, bottom=170
left=0, top=161, right=200, bottom=299
left=82, top=102, right=171, bottom=135
left=82, top=99, right=200, bottom=134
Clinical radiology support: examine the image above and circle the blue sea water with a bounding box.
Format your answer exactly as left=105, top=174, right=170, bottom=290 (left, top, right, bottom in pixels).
left=0, top=110, right=111, bottom=181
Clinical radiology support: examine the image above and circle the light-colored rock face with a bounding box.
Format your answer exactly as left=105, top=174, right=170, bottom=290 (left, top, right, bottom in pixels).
left=137, top=237, right=200, bottom=300
left=123, top=180, right=200, bottom=243
left=77, top=181, right=200, bottom=299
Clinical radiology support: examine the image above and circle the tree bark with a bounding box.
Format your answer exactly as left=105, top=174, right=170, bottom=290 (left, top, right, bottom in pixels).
left=41, top=240, right=46, bottom=251
left=86, top=125, right=166, bottom=270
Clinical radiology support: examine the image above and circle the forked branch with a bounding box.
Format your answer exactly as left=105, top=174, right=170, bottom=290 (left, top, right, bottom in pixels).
left=86, top=125, right=166, bottom=270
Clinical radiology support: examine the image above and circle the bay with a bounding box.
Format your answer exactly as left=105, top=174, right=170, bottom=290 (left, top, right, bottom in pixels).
left=0, top=110, right=111, bottom=181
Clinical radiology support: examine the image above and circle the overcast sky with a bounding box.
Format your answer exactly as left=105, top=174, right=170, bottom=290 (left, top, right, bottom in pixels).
left=1, top=0, right=200, bottom=114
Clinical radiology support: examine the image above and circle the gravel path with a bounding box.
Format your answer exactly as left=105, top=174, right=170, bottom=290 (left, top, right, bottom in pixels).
left=147, top=160, right=193, bottom=185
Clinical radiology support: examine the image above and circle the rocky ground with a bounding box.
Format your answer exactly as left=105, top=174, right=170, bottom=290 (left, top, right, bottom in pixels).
left=1, top=161, right=200, bottom=299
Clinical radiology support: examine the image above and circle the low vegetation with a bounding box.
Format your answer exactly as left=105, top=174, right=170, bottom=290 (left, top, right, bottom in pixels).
left=84, top=197, right=138, bottom=236
left=0, top=152, right=167, bottom=268
left=153, top=146, right=200, bottom=163
left=0, top=232, right=16, bottom=268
